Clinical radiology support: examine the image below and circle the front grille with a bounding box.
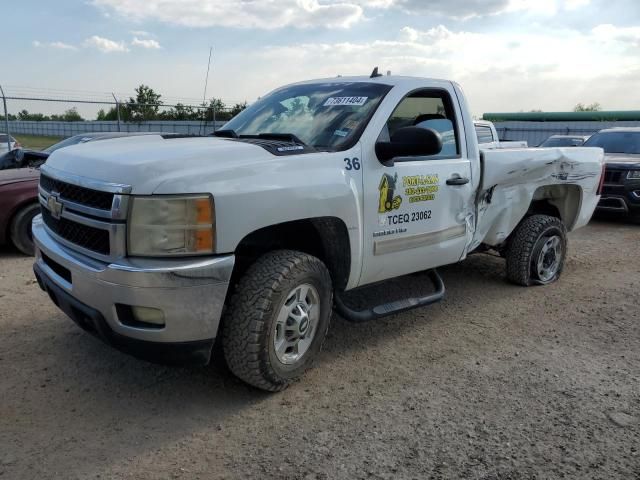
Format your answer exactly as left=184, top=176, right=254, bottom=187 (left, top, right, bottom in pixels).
left=40, top=174, right=114, bottom=210
left=42, top=209, right=110, bottom=255
left=603, top=169, right=625, bottom=184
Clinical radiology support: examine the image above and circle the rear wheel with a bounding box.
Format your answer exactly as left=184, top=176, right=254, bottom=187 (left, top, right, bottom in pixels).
left=222, top=250, right=333, bottom=391
left=10, top=203, right=40, bottom=256
left=505, top=214, right=567, bottom=286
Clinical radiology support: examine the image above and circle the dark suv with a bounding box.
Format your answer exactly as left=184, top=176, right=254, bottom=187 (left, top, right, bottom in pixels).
left=585, top=128, right=640, bottom=223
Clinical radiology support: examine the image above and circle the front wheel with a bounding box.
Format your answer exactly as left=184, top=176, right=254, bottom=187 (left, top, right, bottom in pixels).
left=10, top=203, right=40, bottom=256
left=505, top=214, right=567, bottom=286
left=222, top=250, right=333, bottom=391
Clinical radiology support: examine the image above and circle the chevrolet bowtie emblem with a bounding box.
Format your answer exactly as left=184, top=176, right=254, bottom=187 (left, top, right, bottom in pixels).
left=47, top=192, right=63, bottom=220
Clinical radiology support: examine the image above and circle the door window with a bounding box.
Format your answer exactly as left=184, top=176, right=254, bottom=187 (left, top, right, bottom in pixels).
left=379, top=89, right=460, bottom=159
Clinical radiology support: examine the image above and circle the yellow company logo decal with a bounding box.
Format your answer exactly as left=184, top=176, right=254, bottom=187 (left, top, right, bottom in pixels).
left=378, top=173, right=402, bottom=213
left=403, top=174, right=439, bottom=203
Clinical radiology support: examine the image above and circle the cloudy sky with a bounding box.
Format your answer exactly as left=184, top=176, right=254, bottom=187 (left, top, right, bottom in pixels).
left=4, top=0, right=640, bottom=117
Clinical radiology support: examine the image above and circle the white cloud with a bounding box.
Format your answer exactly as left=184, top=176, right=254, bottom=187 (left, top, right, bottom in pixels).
left=130, top=30, right=151, bottom=36
left=33, top=40, right=77, bottom=50
left=131, top=37, right=161, bottom=49
left=238, top=23, right=639, bottom=115
left=90, top=0, right=595, bottom=27
left=564, top=0, right=590, bottom=9
left=370, top=0, right=593, bottom=19
left=592, top=23, right=640, bottom=47
left=83, top=35, right=129, bottom=53
left=92, top=0, right=364, bottom=29
left=504, top=0, right=592, bottom=15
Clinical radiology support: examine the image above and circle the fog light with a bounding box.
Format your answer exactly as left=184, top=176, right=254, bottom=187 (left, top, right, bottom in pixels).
left=131, top=306, right=165, bottom=326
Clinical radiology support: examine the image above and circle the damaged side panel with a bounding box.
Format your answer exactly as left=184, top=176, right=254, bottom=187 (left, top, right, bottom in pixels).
left=470, top=147, right=604, bottom=251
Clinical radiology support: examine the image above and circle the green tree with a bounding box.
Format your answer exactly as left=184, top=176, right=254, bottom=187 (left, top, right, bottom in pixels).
left=51, top=107, right=84, bottom=122
left=125, top=84, right=163, bottom=122
left=97, top=106, right=131, bottom=121
left=229, top=101, right=248, bottom=118
left=201, top=98, right=230, bottom=121
left=573, top=102, right=601, bottom=112
left=17, top=110, right=50, bottom=121
left=159, top=103, right=199, bottom=120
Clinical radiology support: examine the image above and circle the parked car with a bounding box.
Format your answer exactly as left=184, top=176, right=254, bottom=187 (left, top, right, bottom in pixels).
left=0, top=134, right=20, bottom=155
left=474, top=121, right=527, bottom=149
left=539, top=135, right=589, bottom=148
left=0, top=148, right=48, bottom=170
left=0, top=132, right=188, bottom=254
left=584, top=128, right=640, bottom=222
left=0, top=167, right=40, bottom=254
left=33, top=74, right=604, bottom=391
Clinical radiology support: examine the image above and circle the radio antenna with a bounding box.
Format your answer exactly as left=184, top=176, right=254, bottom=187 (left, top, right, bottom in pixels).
left=202, top=46, right=213, bottom=105
left=201, top=46, right=213, bottom=135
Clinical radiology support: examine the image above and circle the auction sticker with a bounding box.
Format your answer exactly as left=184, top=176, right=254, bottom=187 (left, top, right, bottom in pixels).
left=323, top=96, right=368, bottom=106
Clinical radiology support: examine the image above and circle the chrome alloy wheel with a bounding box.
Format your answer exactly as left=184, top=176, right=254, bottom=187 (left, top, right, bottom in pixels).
left=536, top=235, right=563, bottom=283
left=273, top=283, right=320, bottom=365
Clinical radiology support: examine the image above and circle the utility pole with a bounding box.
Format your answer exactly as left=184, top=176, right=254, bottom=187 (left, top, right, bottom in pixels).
left=112, top=93, right=121, bottom=132
left=0, top=85, right=11, bottom=152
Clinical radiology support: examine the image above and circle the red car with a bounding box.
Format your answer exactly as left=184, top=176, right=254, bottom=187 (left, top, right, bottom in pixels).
left=0, top=167, right=40, bottom=255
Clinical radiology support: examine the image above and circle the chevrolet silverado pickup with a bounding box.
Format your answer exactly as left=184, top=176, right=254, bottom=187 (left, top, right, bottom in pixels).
left=32, top=74, right=604, bottom=391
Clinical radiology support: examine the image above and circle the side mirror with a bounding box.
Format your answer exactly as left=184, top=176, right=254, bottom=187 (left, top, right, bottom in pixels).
left=14, top=148, right=25, bottom=166
left=375, top=126, right=443, bottom=167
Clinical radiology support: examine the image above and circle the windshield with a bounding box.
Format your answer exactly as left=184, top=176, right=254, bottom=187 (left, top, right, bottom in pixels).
left=222, top=82, right=392, bottom=151
left=539, top=137, right=585, bottom=147
left=583, top=131, right=640, bottom=154
left=43, top=135, right=94, bottom=153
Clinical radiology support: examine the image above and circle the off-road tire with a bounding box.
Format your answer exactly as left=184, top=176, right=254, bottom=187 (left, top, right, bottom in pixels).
left=10, top=203, right=40, bottom=256
left=505, top=214, right=567, bottom=286
left=222, top=250, right=332, bottom=392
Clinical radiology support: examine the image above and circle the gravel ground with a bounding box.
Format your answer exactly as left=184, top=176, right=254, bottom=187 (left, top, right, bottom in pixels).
left=1, top=219, right=639, bottom=480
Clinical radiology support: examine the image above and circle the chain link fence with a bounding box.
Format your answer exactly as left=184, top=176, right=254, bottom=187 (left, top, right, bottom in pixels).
left=0, top=85, right=242, bottom=148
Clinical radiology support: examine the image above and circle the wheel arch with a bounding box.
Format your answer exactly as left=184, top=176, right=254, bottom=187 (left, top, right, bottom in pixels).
left=230, top=216, right=352, bottom=292
left=530, top=184, right=583, bottom=230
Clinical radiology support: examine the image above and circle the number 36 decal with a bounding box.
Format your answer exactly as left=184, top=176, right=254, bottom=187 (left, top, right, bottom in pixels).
left=344, top=157, right=361, bottom=171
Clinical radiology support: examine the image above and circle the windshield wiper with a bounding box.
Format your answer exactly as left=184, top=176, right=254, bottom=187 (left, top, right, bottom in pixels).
left=213, top=129, right=238, bottom=138
left=241, top=132, right=309, bottom=146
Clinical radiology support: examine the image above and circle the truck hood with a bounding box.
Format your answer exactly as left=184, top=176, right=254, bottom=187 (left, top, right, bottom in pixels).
left=0, top=167, right=40, bottom=187
left=604, top=153, right=640, bottom=168
left=45, top=135, right=276, bottom=194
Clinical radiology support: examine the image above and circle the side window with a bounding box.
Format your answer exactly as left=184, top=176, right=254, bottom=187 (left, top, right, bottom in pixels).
left=475, top=125, right=494, bottom=144
left=380, top=89, right=460, bottom=159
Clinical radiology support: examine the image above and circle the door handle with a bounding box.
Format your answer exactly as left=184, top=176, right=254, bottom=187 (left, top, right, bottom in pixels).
left=446, top=176, right=470, bottom=186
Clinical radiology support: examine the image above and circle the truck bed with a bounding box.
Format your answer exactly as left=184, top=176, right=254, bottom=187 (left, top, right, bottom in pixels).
left=471, top=147, right=604, bottom=250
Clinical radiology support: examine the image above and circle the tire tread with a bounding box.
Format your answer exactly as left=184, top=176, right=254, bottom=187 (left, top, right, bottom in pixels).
left=505, top=214, right=567, bottom=286
left=222, top=250, right=332, bottom=391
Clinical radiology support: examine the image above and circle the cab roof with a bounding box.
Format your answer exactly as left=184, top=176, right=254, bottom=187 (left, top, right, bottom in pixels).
left=286, top=75, right=457, bottom=90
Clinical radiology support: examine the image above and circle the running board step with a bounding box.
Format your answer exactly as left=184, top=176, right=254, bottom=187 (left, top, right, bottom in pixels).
left=334, top=269, right=445, bottom=323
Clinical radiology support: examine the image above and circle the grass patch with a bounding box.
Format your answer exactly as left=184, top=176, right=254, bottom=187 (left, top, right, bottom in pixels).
left=14, top=134, right=63, bottom=151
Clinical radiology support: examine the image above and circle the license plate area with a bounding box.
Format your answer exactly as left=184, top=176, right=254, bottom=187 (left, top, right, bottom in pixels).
left=41, top=252, right=72, bottom=284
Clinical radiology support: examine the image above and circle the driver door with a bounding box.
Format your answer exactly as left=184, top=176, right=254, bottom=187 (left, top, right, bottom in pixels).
left=358, top=87, right=473, bottom=286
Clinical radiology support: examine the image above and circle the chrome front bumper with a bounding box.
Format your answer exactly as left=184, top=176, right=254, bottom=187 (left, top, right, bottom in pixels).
left=33, top=215, right=234, bottom=346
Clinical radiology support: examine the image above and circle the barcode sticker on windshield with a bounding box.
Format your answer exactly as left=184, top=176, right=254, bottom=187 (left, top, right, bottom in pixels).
left=323, top=96, right=368, bottom=107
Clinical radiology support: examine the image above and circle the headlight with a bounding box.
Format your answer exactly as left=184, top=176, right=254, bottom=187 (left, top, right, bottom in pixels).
left=627, top=170, right=640, bottom=180
left=128, top=195, right=215, bottom=256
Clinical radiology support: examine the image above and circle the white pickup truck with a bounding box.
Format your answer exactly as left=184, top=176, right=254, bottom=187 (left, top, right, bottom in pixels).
left=474, top=120, right=528, bottom=149
left=33, top=74, right=604, bottom=391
